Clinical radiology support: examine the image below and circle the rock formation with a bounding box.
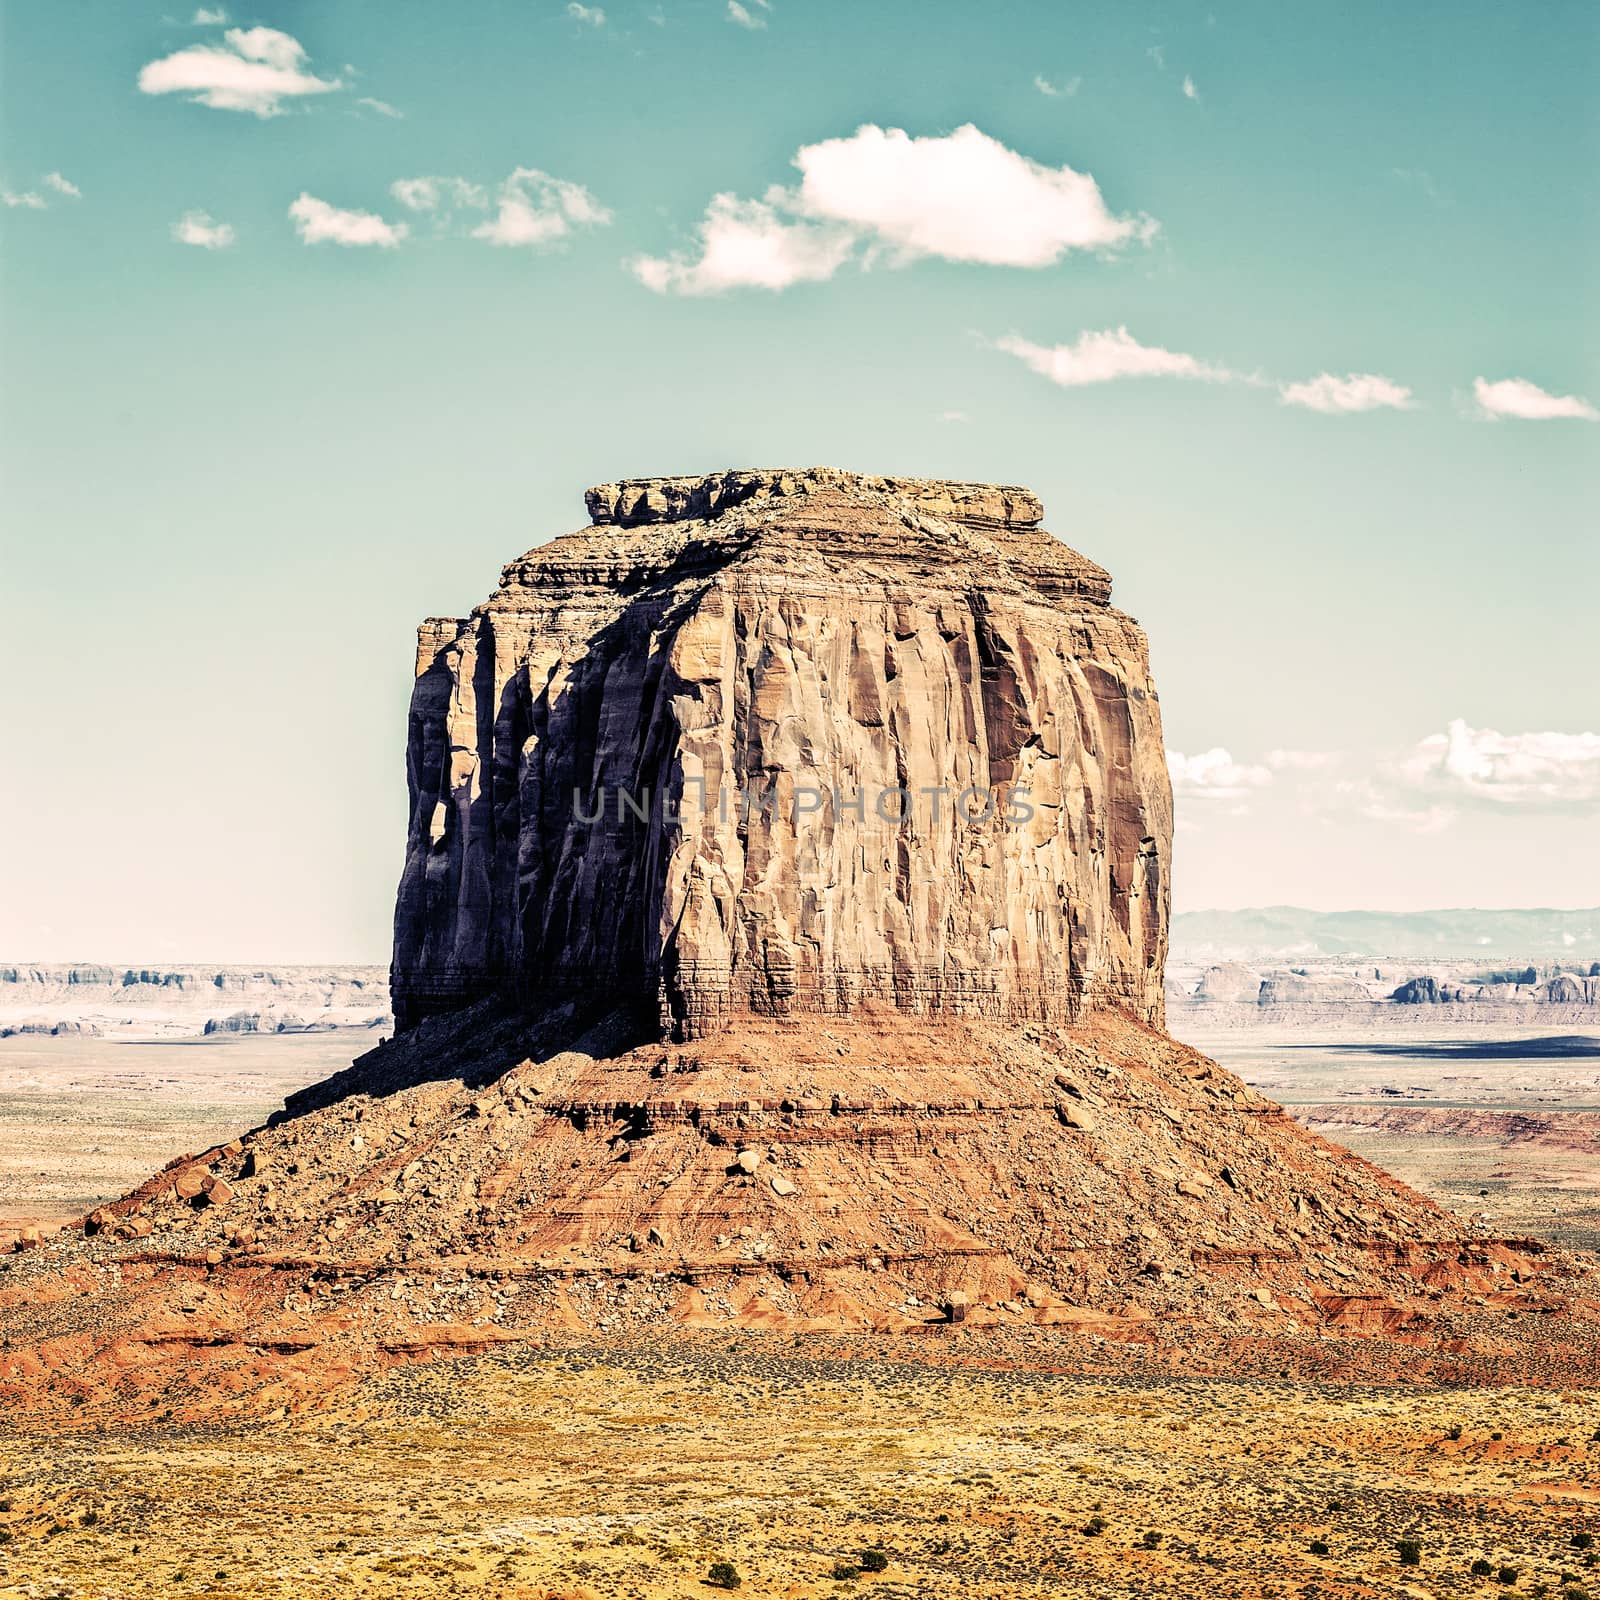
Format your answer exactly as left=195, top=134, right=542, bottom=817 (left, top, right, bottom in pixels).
left=392, top=469, right=1169, bottom=1038
left=2, top=469, right=1594, bottom=1425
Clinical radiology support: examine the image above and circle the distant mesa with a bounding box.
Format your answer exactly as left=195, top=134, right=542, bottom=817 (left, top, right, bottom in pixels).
left=1167, top=955, right=1599, bottom=1017
left=0, top=964, right=390, bottom=1039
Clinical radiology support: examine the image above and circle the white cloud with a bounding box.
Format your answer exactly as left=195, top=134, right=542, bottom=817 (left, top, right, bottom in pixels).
left=191, top=7, right=227, bottom=22
left=1345, top=788, right=1456, bottom=833
left=138, top=26, right=341, bottom=117
left=938, top=410, right=970, bottom=424
left=630, top=194, right=853, bottom=294
left=288, top=193, right=407, bottom=247
left=5, top=172, right=80, bottom=208
left=470, top=167, right=611, bottom=248
left=357, top=96, right=403, bottom=118
left=1279, top=372, right=1413, bottom=414
left=1167, top=749, right=1273, bottom=803
left=997, top=327, right=1231, bottom=388
left=791, top=124, right=1147, bottom=265
left=1264, top=749, right=1341, bottom=772
left=727, top=1, right=766, bottom=26
left=1034, top=74, right=1080, bottom=97
left=172, top=209, right=235, bottom=248
left=1181, top=74, right=1198, bottom=100
left=1396, top=720, right=1600, bottom=809
left=390, top=176, right=490, bottom=212
left=633, top=123, right=1149, bottom=294
left=1473, top=376, right=1598, bottom=422
left=567, top=2, right=606, bottom=22
left=387, top=168, right=606, bottom=249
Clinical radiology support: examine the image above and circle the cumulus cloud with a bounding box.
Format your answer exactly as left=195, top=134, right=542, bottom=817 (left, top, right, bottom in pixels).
left=385, top=169, right=607, bottom=248
left=1182, top=74, right=1199, bottom=100
left=1279, top=372, right=1414, bottom=414
left=1168, top=725, right=1600, bottom=839
left=567, top=2, right=606, bottom=23
left=727, top=1, right=767, bottom=27
left=1396, top=720, right=1600, bottom=809
left=792, top=124, right=1147, bottom=264
left=1167, top=749, right=1273, bottom=803
left=138, top=26, right=341, bottom=117
left=1034, top=73, right=1080, bottom=97
left=471, top=168, right=611, bottom=247
left=172, top=209, right=235, bottom=248
left=633, top=124, right=1149, bottom=294
left=357, top=96, right=403, bottom=118
left=288, top=193, right=407, bottom=247
left=630, top=194, right=853, bottom=294
left=390, top=176, right=490, bottom=213
left=191, top=7, right=227, bottom=22
left=1473, top=376, right=1598, bottom=422
left=5, top=172, right=80, bottom=208
left=997, top=327, right=1231, bottom=388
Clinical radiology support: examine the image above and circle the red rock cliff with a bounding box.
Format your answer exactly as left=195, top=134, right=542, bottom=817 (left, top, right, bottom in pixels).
left=391, top=469, right=1171, bottom=1037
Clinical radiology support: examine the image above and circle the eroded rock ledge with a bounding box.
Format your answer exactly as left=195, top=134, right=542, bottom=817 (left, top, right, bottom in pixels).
left=584, top=468, right=1046, bottom=533
left=393, top=468, right=1170, bottom=1038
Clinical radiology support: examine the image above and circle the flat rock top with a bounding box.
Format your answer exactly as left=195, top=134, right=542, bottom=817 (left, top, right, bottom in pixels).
left=478, top=466, right=1113, bottom=612
left=585, top=467, right=1044, bottom=532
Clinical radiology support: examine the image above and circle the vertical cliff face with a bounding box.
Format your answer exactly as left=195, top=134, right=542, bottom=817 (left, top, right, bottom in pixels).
left=391, top=469, right=1172, bottom=1037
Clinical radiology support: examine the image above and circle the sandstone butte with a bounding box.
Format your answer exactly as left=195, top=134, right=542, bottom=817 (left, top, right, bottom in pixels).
left=1, top=469, right=1594, bottom=1423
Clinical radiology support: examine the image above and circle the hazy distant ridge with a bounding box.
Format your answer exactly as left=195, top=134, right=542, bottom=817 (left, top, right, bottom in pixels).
left=1172, top=907, right=1600, bottom=962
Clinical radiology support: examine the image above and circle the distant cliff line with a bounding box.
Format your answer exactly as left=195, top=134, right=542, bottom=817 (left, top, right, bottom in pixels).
left=0, top=965, right=391, bottom=1040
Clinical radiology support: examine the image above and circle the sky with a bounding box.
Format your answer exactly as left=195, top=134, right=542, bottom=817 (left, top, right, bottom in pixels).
left=2, top=0, right=1597, bottom=963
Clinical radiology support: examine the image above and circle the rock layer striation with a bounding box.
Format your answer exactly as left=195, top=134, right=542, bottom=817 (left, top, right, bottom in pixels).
left=392, top=469, right=1171, bottom=1038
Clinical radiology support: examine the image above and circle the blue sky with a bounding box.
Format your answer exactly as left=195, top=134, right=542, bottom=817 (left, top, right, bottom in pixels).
left=3, top=0, right=1596, bottom=961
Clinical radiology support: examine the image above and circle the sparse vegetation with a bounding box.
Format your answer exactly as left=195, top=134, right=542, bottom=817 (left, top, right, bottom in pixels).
left=0, top=1341, right=1591, bottom=1598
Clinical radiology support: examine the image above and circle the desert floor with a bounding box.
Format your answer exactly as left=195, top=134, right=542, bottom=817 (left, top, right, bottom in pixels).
left=0, top=1034, right=365, bottom=1237
left=2, top=1335, right=1597, bottom=1600
left=1181, top=1024, right=1600, bottom=1254
left=2, top=1025, right=1597, bottom=1599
